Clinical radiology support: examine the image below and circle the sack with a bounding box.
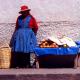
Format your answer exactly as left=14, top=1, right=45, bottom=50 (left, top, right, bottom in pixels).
left=48, top=36, right=62, bottom=45
left=60, top=36, right=77, bottom=47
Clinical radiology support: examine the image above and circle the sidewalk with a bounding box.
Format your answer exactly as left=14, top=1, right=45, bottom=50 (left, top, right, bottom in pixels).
left=0, top=68, right=80, bottom=75
left=0, top=68, right=80, bottom=80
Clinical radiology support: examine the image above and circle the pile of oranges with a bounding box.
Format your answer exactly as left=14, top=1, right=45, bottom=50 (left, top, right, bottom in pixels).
left=39, top=39, right=59, bottom=48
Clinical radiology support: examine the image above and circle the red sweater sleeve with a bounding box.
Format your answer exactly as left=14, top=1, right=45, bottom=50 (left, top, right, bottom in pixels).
left=29, top=16, right=38, bottom=34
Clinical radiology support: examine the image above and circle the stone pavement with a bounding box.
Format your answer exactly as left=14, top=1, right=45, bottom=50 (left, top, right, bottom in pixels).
left=0, top=68, right=80, bottom=80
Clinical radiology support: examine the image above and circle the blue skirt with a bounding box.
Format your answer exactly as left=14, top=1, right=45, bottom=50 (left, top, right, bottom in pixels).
left=11, top=28, right=37, bottom=53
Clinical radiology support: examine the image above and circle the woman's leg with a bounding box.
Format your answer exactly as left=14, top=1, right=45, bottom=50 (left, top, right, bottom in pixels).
left=23, top=53, right=31, bottom=68
left=10, top=52, right=19, bottom=68
left=16, top=52, right=24, bottom=68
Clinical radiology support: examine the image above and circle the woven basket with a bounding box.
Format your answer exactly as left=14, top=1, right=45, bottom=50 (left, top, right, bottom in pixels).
left=0, top=47, right=11, bottom=69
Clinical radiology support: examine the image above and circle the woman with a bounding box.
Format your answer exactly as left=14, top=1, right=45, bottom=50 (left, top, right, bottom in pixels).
left=10, top=5, right=38, bottom=68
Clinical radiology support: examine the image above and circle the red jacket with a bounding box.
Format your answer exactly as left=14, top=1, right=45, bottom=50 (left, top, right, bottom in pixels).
left=16, top=15, right=38, bottom=34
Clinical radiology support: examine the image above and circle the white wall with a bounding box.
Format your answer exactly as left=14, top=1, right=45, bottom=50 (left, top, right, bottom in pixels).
left=0, top=0, right=80, bottom=46
left=0, top=0, right=80, bottom=23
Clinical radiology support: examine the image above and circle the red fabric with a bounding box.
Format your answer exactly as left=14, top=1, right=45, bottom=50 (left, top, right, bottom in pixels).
left=15, top=15, right=38, bottom=34
left=29, top=15, right=38, bottom=34
left=20, top=5, right=29, bottom=11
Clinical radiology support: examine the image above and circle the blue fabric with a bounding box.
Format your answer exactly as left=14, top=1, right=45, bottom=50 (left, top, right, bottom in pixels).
left=75, top=41, right=80, bottom=48
left=34, top=47, right=79, bottom=56
left=75, top=41, right=80, bottom=53
left=75, top=41, right=80, bottom=45
left=11, top=15, right=37, bottom=53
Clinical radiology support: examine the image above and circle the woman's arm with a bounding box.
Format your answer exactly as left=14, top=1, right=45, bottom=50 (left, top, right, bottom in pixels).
left=29, top=16, right=38, bottom=35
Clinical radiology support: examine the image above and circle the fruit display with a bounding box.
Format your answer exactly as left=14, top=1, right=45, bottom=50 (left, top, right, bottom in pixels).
left=39, top=39, right=59, bottom=48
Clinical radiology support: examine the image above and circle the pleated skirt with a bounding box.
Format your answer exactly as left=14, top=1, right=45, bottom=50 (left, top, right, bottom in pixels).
left=11, top=28, right=37, bottom=53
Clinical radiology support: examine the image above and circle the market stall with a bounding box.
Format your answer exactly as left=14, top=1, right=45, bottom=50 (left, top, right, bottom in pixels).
left=34, top=38, right=79, bottom=68
left=34, top=47, right=79, bottom=68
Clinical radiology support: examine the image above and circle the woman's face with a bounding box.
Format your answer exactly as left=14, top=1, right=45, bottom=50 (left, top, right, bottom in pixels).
left=21, top=11, right=29, bottom=17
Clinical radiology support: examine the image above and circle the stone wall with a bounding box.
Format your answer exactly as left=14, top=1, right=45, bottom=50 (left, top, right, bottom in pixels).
left=0, top=21, right=80, bottom=47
